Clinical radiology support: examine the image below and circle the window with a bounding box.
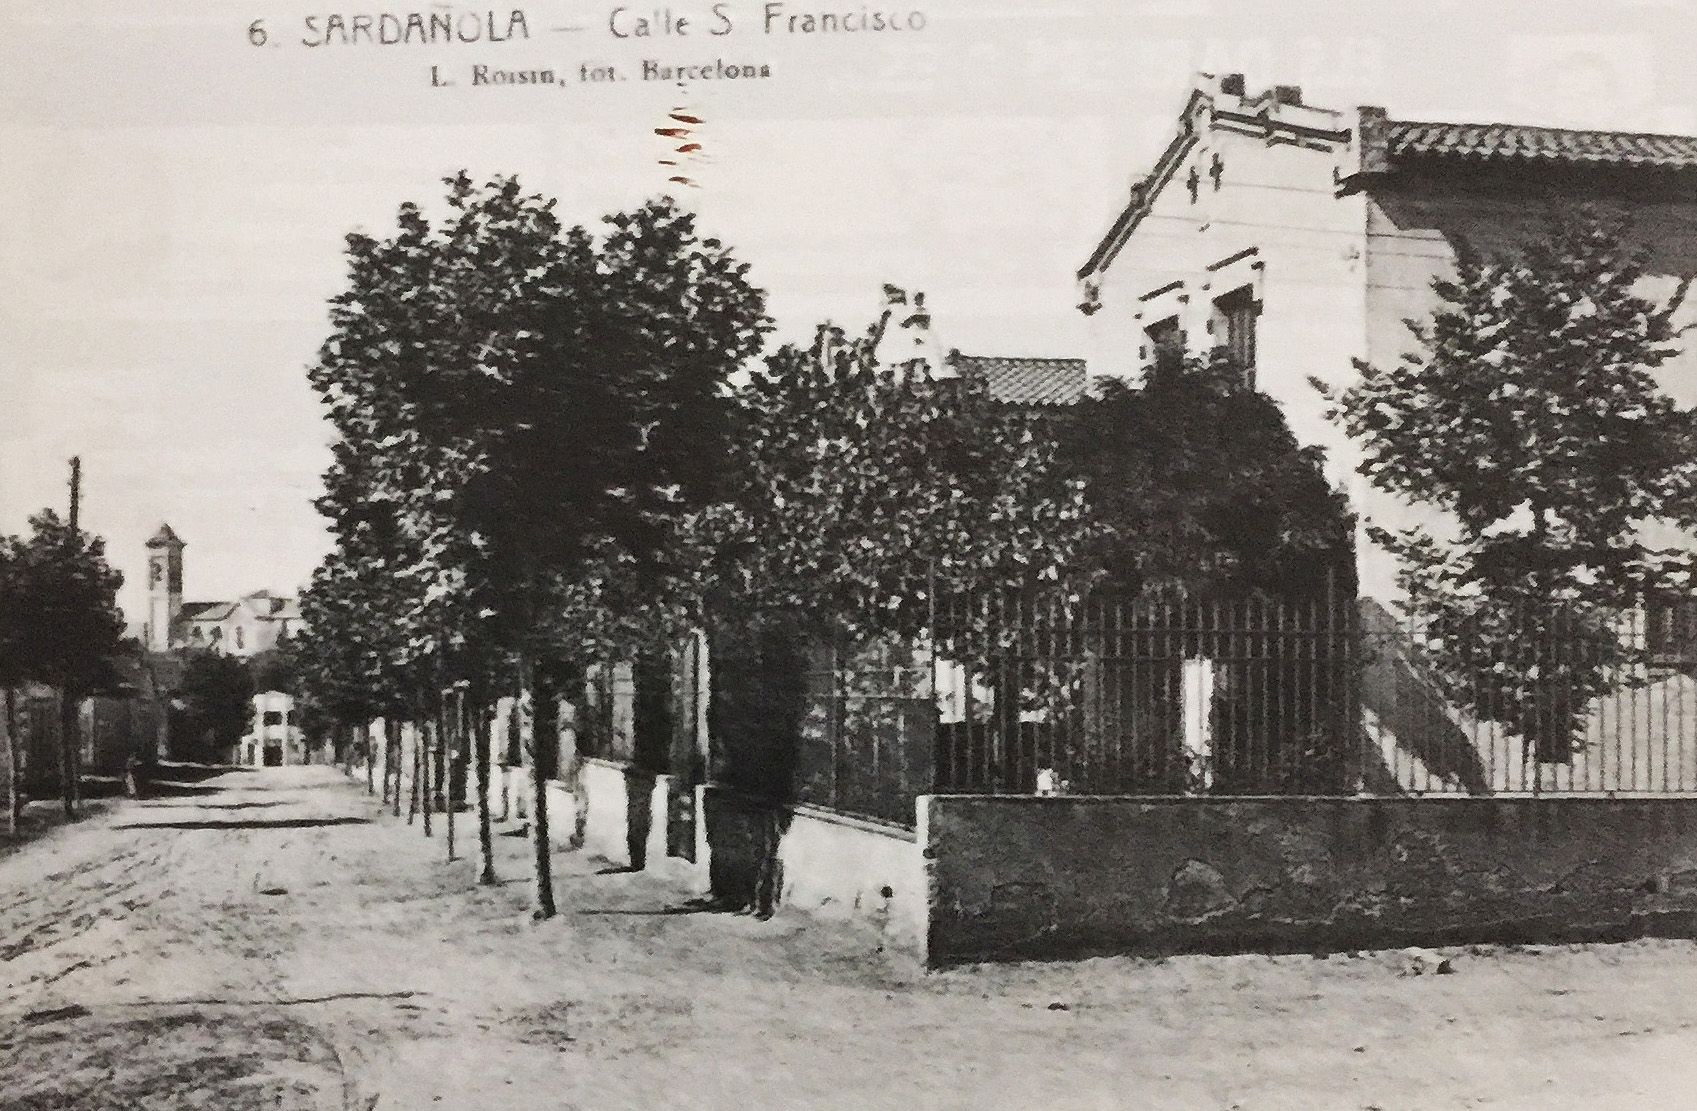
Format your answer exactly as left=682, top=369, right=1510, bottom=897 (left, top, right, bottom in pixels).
left=1215, top=287, right=1259, bottom=388
left=235, top=626, right=245, bottom=650
left=1145, top=317, right=1184, bottom=376
left=263, top=710, right=283, bottom=726
left=1649, top=596, right=1695, bottom=666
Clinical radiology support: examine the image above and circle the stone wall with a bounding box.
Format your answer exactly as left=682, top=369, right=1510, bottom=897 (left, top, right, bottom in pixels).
left=923, top=795, right=1697, bottom=965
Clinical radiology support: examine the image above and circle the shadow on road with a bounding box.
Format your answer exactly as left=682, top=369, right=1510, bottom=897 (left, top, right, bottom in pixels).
left=112, top=817, right=372, bottom=832
left=576, top=896, right=745, bottom=918
left=140, top=781, right=232, bottom=798
left=154, top=762, right=257, bottom=779
left=135, top=801, right=293, bottom=812
left=114, top=990, right=423, bottom=1008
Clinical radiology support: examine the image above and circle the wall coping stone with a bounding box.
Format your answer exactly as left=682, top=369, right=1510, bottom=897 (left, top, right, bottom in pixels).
left=704, top=782, right=918, bottom=842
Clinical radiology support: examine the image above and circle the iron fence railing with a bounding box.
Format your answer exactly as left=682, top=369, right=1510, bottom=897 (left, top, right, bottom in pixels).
left=697, top=593, right=1697, bottom=829
left=931, top=590, right=1697, bottom=800
left=931, top=590, right=1357, bottom=797
left=1364, top=597, right=1697, bottom=795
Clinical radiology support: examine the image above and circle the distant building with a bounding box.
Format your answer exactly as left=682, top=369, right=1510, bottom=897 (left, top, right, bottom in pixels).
left=142, top=524, right=301, bottom=656
left=240, top=690, right=307, bottom=767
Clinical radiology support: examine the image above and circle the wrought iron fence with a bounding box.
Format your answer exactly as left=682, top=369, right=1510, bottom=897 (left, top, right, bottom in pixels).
left=699, top=592, right=1697, bottom=829
left=933, top=589, right=1697, bottom=800
left=1364, top=596, right=1697, bottom=795
left=931, top=589, right=1357, bottom=797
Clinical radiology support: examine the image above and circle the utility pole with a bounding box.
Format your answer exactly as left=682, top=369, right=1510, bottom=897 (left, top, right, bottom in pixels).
left=60, top=456, right=83, bottom=817
left=68, top=456, right=81, bottom=532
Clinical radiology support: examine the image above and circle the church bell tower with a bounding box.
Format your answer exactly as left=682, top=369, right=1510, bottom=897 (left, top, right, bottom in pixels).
left=145, top=524, right=184, bottom=652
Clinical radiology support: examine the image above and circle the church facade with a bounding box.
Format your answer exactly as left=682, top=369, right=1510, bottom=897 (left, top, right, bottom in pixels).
left=143, top=524, right=302, bottom=656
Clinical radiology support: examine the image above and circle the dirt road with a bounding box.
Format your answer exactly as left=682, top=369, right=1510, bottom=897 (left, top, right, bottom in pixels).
left=4, top=767, right=1697, bottom=1109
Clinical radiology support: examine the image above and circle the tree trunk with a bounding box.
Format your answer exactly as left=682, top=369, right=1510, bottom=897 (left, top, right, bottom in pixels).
left=444, top=692, right=457, bottom=863
left=58, top=687, right=80, bottom=819
left=524, top=658, right=556, bottom=920
left=475, top=703, right=496, bottom=885
left=364, top=722, right=375, bottom=795
left=420, top=716, right=434, bottom=838
left=389, top=719, right=402, bottom=818
left=3, top=687, right=17, bottom=836
left=529, top=749, right=553, bottom=918
left=407, top=722, right=421, bottom=826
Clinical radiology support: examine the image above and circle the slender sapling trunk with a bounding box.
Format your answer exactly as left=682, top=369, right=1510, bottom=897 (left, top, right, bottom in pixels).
left=475, top=703, right=496, bottom=885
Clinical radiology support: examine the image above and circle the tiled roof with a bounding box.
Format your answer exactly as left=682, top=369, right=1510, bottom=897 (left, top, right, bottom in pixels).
left=1383, top=119, right=1697, bottom=169
left=951, top=354, right=1088, bottom=407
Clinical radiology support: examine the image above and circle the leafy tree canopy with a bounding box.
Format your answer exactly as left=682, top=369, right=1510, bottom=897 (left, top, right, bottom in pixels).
left=0, top=511, right=126, bottom=694
left=178, top=650, right=255, bottom=755
left=1326, top=204, right=1697, bottom=761
left=1062, top=355, right=1356, bottom=601
left=300, top=178, right=768, bottom=728
left=1329, top=204, right=1696, bottom=605
left=700, top=288, right=1090, bottom=641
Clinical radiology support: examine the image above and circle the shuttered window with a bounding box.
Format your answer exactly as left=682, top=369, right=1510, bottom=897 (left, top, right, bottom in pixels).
left=1216, top=287, right=1258, bottom=388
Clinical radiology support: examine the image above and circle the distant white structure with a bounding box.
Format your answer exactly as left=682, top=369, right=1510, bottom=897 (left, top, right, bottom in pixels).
left=241, top=690, right=305, bottom=767
left=143, top=524, right=301, bottom=655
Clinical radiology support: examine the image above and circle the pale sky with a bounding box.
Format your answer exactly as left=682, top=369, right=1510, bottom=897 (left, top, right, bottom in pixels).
left=2, top=0, right=1694, bottom=625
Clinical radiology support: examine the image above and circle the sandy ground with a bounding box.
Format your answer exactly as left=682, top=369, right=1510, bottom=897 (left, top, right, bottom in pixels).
left=5, top=768, right=1697, bottom=1110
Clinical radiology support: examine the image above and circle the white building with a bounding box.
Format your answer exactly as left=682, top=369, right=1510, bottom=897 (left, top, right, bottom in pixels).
left=240, top=689, right=306, bottom=767
left=143, top=524, right=302, bottom=655
left=1076, top=73, right=1697, bottom=604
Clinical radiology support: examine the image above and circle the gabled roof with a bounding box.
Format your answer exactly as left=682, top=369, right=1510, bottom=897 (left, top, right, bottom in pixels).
left=1376, top=118, right=1697, bottom=170
left=1079, top=74, right=1349, bottom=282
left=950, top=354, right=1088, bottom=407
left=1082, top=74, right=1697, bottom=286
left=147, top=523, right=184, bottom=548
left=177, top=601, right=236, bottom=622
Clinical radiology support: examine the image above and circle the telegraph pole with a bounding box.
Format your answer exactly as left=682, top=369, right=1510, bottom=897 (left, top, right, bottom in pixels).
left=68, top=456, right=81, bottom=533
left=60, top=456, right=84, bottom=816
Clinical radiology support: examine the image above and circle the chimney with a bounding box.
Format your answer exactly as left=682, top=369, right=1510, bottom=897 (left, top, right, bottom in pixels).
left=1220, top=73, right=1245, bottom=97
left=1356, top=105, right=1392, bottom=174
left=1272, top=84, right=1304, bottom=107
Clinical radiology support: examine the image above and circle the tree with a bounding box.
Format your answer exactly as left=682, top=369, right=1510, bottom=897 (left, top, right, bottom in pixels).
left=1057, top=355, right=1360, bottom=793
left=1326, top=205, right=1697, bottom=761
left=4, top=512, right=125, bottom=816
left=304, top=178, right=767, bottom=915
left=247, top=646, right=295, bottom=698
left=293, top=461, right=422, bottom=812
left=178, top=651, right=255, bottom=760
left=705, top=288, right=1088, bottom=641
left=1063, top=354, right=1356, bottom=600
left=694, top=290, right=1090, bottom=841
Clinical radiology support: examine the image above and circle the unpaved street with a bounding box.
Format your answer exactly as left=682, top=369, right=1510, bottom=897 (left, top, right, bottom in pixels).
left=5, top=768, right=1697, bottom=1110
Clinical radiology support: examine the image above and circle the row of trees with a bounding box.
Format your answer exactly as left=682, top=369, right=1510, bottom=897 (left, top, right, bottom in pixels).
left=294, top=176, right=1356, bottom=915
left=0, top=509, right=127, bottom=831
